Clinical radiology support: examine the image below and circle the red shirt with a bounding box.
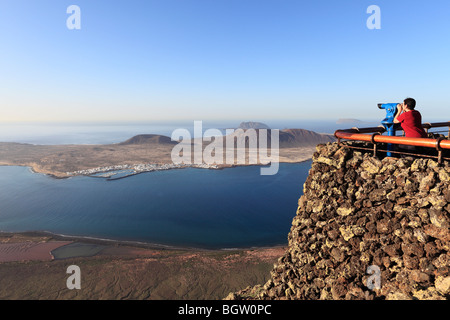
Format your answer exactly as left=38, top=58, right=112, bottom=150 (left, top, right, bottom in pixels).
left=397, top=110, right=427, bottom=138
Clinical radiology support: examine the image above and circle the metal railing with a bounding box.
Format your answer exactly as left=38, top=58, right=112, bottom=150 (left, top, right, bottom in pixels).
left=334, top=121, right=450, bottom=164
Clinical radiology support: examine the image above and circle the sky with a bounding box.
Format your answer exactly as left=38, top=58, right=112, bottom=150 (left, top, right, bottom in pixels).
left=0, top=0, right=449, bottom=123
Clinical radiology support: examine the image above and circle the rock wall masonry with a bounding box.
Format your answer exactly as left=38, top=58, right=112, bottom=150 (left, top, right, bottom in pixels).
left=228, top=142, right=450, bottom=300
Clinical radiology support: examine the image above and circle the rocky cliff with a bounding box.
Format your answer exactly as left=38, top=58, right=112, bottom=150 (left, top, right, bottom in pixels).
left=227, top=141, right=450, bottom=300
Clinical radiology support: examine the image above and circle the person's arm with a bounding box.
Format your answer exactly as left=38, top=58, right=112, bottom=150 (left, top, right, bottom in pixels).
left=394, top=103, right=403, bottom=123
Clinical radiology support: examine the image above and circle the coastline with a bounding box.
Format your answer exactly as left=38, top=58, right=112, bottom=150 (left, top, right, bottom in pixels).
left=1, top=155, right=314, bottom=180
left=0, top=134, right=321, bottom=179
left=0, top=230, right=288, bottom=253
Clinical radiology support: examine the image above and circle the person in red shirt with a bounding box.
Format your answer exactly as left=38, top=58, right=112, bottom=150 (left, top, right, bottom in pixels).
left=394, top=98, right=428, bottom=138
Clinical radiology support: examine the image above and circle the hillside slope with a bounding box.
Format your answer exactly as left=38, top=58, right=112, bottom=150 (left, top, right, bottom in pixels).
left=223, top=128, right=335, bottom=148
left=279, top=129, right=335, bottom=148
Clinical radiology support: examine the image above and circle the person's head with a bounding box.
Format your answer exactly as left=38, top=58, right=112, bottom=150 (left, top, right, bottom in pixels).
left=403, top=98, right=416, bottom=110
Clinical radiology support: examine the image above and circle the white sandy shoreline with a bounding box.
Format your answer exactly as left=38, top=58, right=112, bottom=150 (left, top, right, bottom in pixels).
left=3, top=156, right=313, bottom=180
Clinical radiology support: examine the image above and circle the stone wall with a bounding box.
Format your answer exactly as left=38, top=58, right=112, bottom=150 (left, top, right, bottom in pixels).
left=227, top=142, right=450, bottom=300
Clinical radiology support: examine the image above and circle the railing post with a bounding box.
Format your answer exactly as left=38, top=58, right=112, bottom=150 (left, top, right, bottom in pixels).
left=371, top=133, right=380, bottom=158
left=436, top=136, right=444, bottom=164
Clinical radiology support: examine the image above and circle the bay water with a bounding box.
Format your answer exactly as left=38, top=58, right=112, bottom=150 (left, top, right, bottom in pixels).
left=0, top=162, right=311, bottom=249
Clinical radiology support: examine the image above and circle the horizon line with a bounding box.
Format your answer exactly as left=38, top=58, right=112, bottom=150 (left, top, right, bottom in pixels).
left=0, top=118, right=381, bottom=125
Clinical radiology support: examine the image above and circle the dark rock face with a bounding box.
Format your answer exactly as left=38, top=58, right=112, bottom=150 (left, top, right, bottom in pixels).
left=227, top=142, right=450, bottom=300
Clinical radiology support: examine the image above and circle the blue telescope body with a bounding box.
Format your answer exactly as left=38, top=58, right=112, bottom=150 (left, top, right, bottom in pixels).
left=378, top=103, right=399, bottom=156
left=378, top=103, right=398, bottom=126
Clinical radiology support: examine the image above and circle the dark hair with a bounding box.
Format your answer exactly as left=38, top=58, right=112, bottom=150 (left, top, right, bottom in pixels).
left=404, top=98, right=416, bottom=110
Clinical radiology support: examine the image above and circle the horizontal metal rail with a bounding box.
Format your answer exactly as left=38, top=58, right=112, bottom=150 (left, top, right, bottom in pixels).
left=334, top=121, right=450, bottom=163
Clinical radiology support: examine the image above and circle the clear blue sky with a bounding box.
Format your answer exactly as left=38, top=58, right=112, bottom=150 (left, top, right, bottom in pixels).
left=0, top=0, right=449, bottom=123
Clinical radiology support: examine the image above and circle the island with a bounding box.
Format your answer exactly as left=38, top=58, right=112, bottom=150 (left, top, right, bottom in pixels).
left=0, top=128, right=336, bottom=179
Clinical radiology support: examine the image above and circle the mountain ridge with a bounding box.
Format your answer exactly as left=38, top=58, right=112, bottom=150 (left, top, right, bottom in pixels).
left=118, top=128, right=336, bottom=148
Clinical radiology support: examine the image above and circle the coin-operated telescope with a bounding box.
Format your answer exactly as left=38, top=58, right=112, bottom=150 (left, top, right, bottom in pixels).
left=378, top=103, right=399, bottom=156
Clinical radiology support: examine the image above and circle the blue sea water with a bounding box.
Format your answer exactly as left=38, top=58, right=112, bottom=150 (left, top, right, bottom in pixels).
left=0, top=162, right=311, bottom=249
